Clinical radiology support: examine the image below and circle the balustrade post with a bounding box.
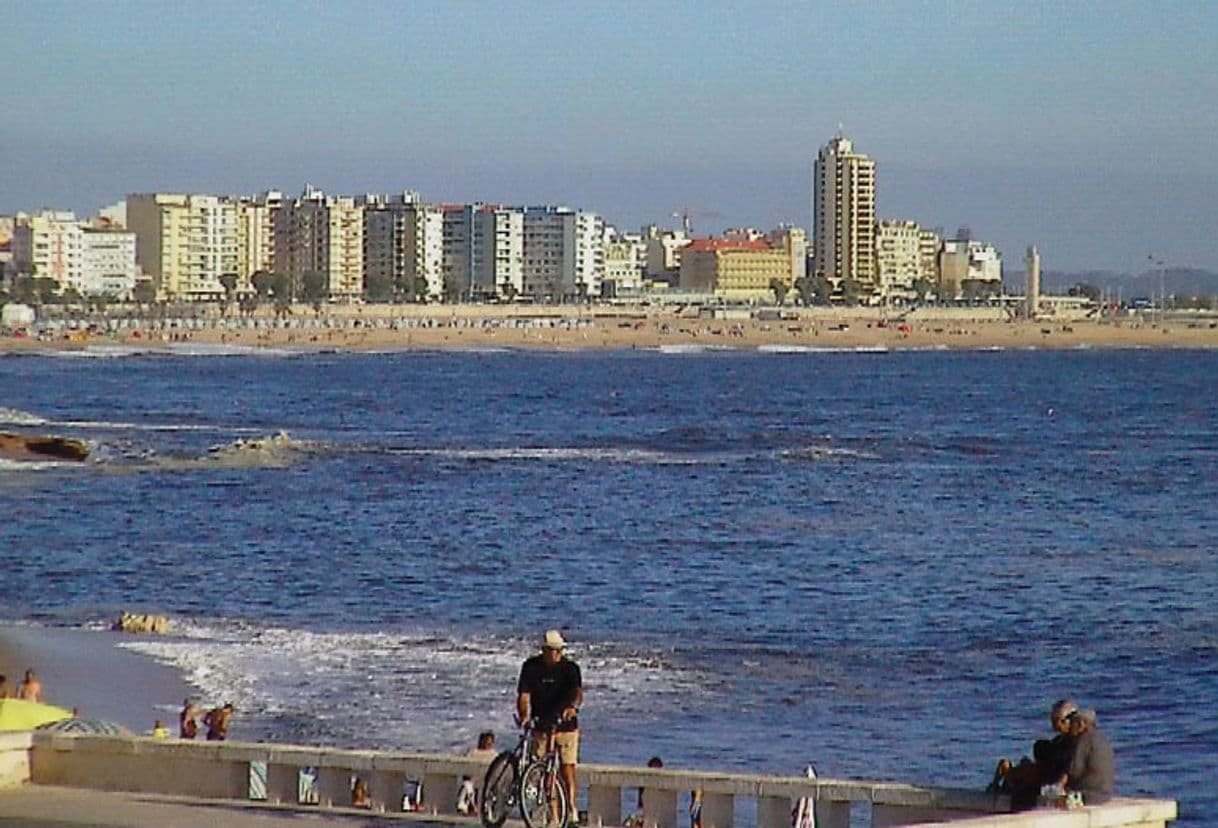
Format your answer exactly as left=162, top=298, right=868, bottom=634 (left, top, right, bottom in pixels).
left=316, top=767, right=351, bottom=808
left=265, top=763, right=299, bottom=805
left=588, top=784, right=622, bottom=827
left=370, top=770, right=406, bottom=813
left=757, top=795, right=791, bottom=828
left=700, top=792, right=734, bottom=828
left=816, top=800, right=850, bottom=828
left=642, top=787, right=678, bottom=828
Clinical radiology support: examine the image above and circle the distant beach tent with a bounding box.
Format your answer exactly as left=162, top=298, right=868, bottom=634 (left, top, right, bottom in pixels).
left=36, top=717, right=133, bottom=737
left=0, top=698, right=73, bottom=731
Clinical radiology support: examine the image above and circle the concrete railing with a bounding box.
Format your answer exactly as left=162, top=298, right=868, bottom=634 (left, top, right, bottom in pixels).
left=0, top=732, right=32, bottom=788
left=16, top=733, right=1176, bottom=828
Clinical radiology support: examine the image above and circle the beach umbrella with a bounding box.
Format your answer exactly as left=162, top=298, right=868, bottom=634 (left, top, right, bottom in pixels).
left=0, top=698, right=73, bottom=731
left=36, top=717, right=133, bottom=737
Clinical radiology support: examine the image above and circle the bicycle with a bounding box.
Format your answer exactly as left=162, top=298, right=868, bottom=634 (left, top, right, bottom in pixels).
left=480, top=719, right=570, bottom=828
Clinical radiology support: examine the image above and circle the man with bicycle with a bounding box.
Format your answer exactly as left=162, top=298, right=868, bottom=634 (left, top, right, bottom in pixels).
left=517, top=629, right=584, bottom=824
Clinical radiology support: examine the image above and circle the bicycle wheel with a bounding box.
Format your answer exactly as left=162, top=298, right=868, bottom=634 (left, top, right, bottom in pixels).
left=481, top=751, right=519, bottom=828
left=519, top=759, right=569, bottom=828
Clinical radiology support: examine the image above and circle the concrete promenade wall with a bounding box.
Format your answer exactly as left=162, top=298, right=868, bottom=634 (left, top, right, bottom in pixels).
left=9, top=733, right=1177, bottom=828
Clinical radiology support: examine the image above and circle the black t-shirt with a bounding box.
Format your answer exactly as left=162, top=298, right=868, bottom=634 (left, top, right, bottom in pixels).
left=517, top=654, right=581, bottom=732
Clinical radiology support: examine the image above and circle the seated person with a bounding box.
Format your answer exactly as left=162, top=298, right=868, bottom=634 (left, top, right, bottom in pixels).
left=991, top=698, right=1078, bottom=811
left=1062, top=708, right=1115, bottom=804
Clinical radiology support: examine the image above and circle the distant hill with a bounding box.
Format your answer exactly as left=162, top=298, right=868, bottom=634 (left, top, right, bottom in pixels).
left=1004, top=268, right=1218, bottom=298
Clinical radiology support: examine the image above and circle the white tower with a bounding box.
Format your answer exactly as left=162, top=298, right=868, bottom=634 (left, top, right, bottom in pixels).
left=1025, top=246, right=1041, bottom=319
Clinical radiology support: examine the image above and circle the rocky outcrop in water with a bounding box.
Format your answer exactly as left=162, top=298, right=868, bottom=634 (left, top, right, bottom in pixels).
left=0, top=432, right=90, bottom=462
left=113, top=612, right=172, bottom=634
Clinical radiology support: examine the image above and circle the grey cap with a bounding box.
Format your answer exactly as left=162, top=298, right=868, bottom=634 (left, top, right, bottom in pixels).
left=1050, top=698, right=1078, bottom=720
left=1074, top=708, right=1097, bottom=724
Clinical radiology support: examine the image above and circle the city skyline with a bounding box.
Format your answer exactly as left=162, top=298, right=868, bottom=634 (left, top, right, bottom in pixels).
left=3, top=2, right=1217, bottom=272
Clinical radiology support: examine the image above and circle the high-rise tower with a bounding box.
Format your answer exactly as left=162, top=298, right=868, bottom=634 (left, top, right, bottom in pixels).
left=812, top=135, right=876, bottom=292
left=1025, top=245, right=1041, bottom=318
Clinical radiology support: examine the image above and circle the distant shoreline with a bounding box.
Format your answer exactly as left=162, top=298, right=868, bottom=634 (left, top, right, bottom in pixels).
left=3, top=305, right=1218, bottom=354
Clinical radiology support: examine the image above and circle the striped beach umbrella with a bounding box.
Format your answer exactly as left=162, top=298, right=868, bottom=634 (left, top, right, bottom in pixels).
left=0, top=698, right=73, bottom=731
left=36, top=717, right=133, bottom=736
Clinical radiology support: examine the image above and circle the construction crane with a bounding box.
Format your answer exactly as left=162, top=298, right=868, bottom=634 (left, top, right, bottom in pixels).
left=670, top=207, right=722, bottom=237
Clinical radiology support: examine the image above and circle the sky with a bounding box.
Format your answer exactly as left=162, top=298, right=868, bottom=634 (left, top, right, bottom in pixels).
left=2, top=1, right=1217, bottom=272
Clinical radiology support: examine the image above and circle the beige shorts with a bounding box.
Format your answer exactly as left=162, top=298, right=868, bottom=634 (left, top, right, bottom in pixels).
left=531, top=729, right=580, bottom=765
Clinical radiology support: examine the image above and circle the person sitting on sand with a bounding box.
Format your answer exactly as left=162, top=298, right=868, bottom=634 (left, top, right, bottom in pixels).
left=179, top=698, right=199, bottom=739
left=17, top=669, right=42, bottom=702
left=203, top=702, right=234, bottom=741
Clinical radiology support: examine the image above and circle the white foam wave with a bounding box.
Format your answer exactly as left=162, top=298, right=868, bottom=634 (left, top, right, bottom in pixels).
left=0, top=407, right=48, bottom=426
left=648, top=344, right=739, bottom=354
left=779, top=445, right=878, bottom=461
left=392, top=446, right=703, bottom=465
left=119, top=619, right=705, bottom=753
left=0, top=456, right=84, bottom=471
left=44, top=345, right=157, bottom=359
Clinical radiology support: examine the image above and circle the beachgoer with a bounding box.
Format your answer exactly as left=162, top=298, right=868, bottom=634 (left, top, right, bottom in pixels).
left=0, top=674, right=8, bottom=699
left=203, top=702, right=234, bottom=741
left=991, top=698, right=1078, bottom=811
left=351, top=777, right=370, bottom=808
left=517, top=629, right=583, bottom=823
left=456, top=775, right=478, bottom=814
left=467, top=730, right=497, bottom=759
left=179, top=698, right=199, bottom=739
left=17, top=669, right=42, bottom=702
left=151, top=720, right=169, bottom=739
left=1062, top=708, right=1115, bottom=804
left=638, top=755, right=663, bottom=809
left=1033, top=699, right=1079, bottom=784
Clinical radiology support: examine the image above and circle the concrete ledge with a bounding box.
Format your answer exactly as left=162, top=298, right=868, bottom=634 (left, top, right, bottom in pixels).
left=23, top=734, right=1175, bottom=828
left=0, top=731, right=33, bottom=789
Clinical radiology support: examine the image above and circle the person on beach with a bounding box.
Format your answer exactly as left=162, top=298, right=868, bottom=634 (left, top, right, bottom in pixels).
left=467, top=730, right=497, bottom=759
left=203, top=702, right=234, bottom=741
left=17, top=669, right=42, bottom=702
left=517, top=629, right=583, bottom=824
left=0, top=674, right=9, bottom=699
left=151, top=720, right=169, bottom=739
left=179, top=698, right=199, bottom=739
left=1061, top=708, right=1115, bottom=804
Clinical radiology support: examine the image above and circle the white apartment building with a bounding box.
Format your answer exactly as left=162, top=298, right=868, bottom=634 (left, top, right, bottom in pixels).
left=938, top=238, right=1002, bottom=300
left=602, top=227, right=646, bottom=294
left=875, top=220, right=924, bottom=302
left=520, top=206, right=604, bottom=300
left=363, top=193, right=444, bottom=301
left=11, top=210, right=137, bottom=298
left=442, top=205, right=524, bottom=300
left=813, top=135, right=876, bottom=293
left=127, top=193, right=238, bottom=301
left=642, top=225, right=690, bottom=281
left=80, top=227, right=137, bottom=298
left=275, top=186, right=365, bottom=300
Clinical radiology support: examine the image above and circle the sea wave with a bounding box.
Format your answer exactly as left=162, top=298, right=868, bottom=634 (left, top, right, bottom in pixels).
left=390, top=446, right=705, bottom=465
left=118, top=618, right=706, bottom=753
left=0, top=406, right=49, bottom=426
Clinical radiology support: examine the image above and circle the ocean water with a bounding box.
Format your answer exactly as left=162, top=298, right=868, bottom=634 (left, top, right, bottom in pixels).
left=1, top=347, right=1215, bottom=823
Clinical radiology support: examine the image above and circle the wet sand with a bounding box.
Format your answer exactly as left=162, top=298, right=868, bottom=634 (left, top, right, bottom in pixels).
left=0, top=624, right=194, bottom=736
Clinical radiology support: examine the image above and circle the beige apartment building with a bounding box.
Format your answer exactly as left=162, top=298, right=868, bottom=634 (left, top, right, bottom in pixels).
left=11, top=210, right=137, bottom=298
left=127, top=194, right=238, bottom=301
left=235, top=191, right=281, bottom=290
left=679, top=238, right=793, bottom=300
left=813, top=135, right=876, bottom=294
left=275, top=186, right=365, bottom=300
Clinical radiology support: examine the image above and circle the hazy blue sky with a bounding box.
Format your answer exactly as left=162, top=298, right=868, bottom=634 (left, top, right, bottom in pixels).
left=3, top=1, right=1216, bottom=271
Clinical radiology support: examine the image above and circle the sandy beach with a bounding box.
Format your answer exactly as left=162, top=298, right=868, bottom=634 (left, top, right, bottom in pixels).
left=3, top=305, right=1218, bottom=354
left=0, top=624, right=194, bottom=736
